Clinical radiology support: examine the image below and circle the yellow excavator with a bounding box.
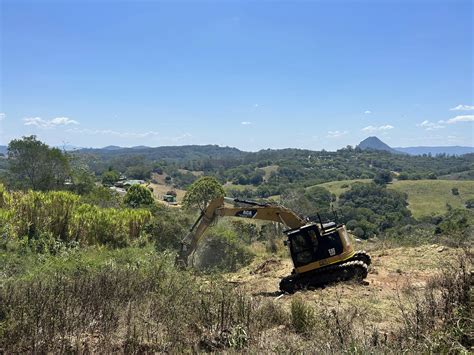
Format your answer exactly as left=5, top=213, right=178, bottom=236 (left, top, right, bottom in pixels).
left=176, top=197, right=371, bottom=293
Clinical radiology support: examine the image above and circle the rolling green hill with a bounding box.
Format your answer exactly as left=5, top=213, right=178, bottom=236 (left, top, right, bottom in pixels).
left=318, top=179, right=474, bottom=219
left=389, top=180, right=474, bottom=218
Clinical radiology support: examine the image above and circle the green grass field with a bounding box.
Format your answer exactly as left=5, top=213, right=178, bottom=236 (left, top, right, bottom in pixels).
left=318, top=179, right=474, bottom=219
left=389, top=180, right=474, bottom=218
left=318, top=179, right=372, bottom=197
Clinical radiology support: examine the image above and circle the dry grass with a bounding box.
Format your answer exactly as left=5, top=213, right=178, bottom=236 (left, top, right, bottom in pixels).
left=227, top=242, right=468, bottom=335
left=0, top=244, right=471, bottom=353
left=149, top=173, right=186, bottom=204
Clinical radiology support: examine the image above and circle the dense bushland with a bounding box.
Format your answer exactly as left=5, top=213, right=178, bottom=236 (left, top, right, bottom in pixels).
left=338, top=182, right=413, bottom=238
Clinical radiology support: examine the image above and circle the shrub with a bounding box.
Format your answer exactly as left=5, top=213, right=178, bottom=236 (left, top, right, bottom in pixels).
left=70, top=204, right=151, bottom=247
left=0, top=189, right=151, bottom=249
left=9, top=190, right=79, bottom=241
left=398, top=172, right=409, bottom=180
left=465, top=198, right=474, bottom=209
left=81, top=186, right=123, bottom=208
left=353, top=227, right=365, bottom=238
left=396, top=253, right=471, bottom=352
left=373, top=170, right=392, bottom=185
left=124, top=184, right=154, bottom=208
left=451, top=187, right=459, bottom=196
left=193, top=223, right=254, bottom=272
left=147, top=206, right=193, bottom=251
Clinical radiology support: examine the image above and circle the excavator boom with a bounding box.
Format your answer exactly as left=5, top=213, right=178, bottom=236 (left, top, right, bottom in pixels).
left=176, top=196, right=305, bottom=267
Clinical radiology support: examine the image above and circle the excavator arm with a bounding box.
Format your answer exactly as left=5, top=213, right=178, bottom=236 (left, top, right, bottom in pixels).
left=176, top=196, right=306, bottom=267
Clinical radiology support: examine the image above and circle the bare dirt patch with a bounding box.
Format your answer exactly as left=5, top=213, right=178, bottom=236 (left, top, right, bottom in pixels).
left=149, top=173, right=186, bottom=205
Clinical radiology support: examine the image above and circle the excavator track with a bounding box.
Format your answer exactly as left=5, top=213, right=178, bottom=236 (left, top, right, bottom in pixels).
left=351, top=250, right=371, bottom=267
left=279, top=259, right=369, bottom=294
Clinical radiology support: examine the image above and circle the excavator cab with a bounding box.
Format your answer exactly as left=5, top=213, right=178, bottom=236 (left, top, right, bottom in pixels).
left=286, top=223, right=351, bottom=271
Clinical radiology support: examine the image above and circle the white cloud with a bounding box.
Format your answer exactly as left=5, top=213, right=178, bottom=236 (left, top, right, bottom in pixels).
left=241, top=121, right=252, bottom=125
left=364, top=110, right=372, bottom=114
left=450, top=104, right=474, bottom=111
left=361, top=124, right=394, bottom=133
left=171, top=133, right=192, bottom=142
left=446, top=115, right=474, bottom=124
left=66, top=128, right=159, bottom=138
left=50, top=117, right=78, bottom=125
left=24, top=116, right=79, bottom=128
left=0, top=113, right=5, bottom=121
left=417, top=120, right=445, bottom=130
left=326, top=130, right=348, bottom=138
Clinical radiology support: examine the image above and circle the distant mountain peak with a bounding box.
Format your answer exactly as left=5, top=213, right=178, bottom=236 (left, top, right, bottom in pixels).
left=357, top=136, right=400, bottom=154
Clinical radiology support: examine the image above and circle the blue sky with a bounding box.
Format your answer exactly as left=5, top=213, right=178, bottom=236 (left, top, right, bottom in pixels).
left=0, top=0, right=473, bottom=151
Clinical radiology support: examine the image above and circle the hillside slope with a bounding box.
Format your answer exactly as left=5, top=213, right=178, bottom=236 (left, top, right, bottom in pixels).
left=318, top=179, right=474, bottom=218
left=77, top=144, right=245, bottom=161
left=227, top=243, right=465, bottom=335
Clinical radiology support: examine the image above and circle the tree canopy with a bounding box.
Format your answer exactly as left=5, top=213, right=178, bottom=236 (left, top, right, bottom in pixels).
left=339, top=182, right=412, bottom=238
left=373, top=170, right=393, bottom=185
left=281, top=186, right=333, bottom=218
left=124, top=184, right=154, bottom=208
left=7, top=135, right=70, bottom=191
left=182, top=176, right=225, bottom=212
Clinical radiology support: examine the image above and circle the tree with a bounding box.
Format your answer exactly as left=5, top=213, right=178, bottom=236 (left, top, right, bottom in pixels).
left=373, top=170, right=392, bottom=185
left=68, top=155, right=96, bottom=195
left=7, top=135, right=70, bottom=191
left=70, top=166, right=96, bottom=195
left=182, top=176, right=225, bottom=212
left=281, top=186, right=332, bottom=218
left=124, top=184, right=154, bottom=208
left=125, top=165, right=151, bottom=180
left=102, top=170, right=120, bottom=186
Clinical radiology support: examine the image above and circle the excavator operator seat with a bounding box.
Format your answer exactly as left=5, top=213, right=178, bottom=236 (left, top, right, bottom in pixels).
left=286, top=224, right=321, bottom=267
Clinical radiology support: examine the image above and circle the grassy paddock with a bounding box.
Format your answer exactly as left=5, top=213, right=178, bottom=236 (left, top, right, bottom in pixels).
left=316, top=179, right=474, bottom=219
left=390, top=180, right=474, bottom=218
